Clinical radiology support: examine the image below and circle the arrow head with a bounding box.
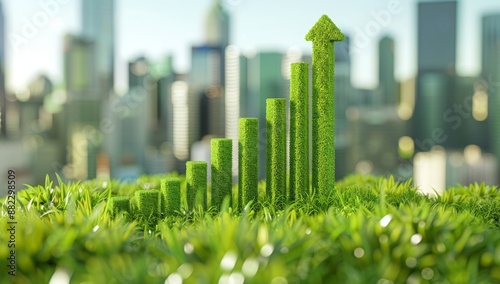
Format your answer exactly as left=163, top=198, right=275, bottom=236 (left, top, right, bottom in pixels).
left=305, top=14, right=345, bottom=42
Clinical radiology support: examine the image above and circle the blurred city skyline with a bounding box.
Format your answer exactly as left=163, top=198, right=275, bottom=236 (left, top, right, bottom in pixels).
left=1, top=0, right=500, bottom=196
left=4, top=0, right=500, bottom=94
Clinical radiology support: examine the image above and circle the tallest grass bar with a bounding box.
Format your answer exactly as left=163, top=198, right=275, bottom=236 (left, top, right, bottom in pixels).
left=306, top=15, right=345, bottom=193
left=289, top=62, right=310, bottom=200
left=266, top=98, right=286, bottom=207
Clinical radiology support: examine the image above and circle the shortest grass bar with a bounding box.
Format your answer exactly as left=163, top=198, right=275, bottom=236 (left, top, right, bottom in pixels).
left=211, top=138, right=233, bottom=210
left=109, top=196, right=130, bottom=217
left=134, top=190, right=161, bottom=217
left=239, top=118, right=259, bottom=210
left=186, top=161, right=208, bottom=211
left=160, top=177, right=181, bottom=214
left=266, top=98, right=286, bottom=207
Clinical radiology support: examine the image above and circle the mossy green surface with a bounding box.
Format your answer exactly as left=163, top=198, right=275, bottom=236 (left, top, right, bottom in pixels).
left=160, top=177, right=181, bottom=214
left=134, top=190, right=161, bottom=217
left=305, top=14, right=345, bottom=43
left=5, top=175, right=500, bottom=283
left=290, top=62, right=310, bottom=200
left=266, top=98, right=287, bottom=207
left=186, top=161, right=207, bottom=211
left=109, top=196, right=130, bottom=216
left=306, top=14, right=344, bottom=194
left=238, top=118, right=259, bottom=210
left=211, top=138, right=233, bottom=210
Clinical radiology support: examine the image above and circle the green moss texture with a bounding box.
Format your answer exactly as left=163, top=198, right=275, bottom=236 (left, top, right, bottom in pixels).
left=186, top=161, right=207, bottom=211
left=306, top=14, right=344, bottom=194
left=290, top=62, right=310, bottom=200
left=109, top=196, right=130, bottom=216
left=134, top=190, right=161, bottom=217
left=211, top=138, right=233, bottom=209
left=305, top=14, right=345, bottom=43
left=160, top=177, right=181, bottom=214
left=238, top=118, right=259, bottom=210
left=266, top=98, right=287, bottom=207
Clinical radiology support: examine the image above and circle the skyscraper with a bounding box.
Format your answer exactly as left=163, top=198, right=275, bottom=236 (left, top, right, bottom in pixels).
left=192, top=0, right=231, bottom=142
left=62, top=35, right=101, bottom=180
left=204, top=0, right=230, bottom=47
left=225, top=45, right=241, bottom=142
left=189, top=45, right=226, bottom=142
left=172, top=77, right=190, bottom=165
left=482, top=14, right=500, bottom=164
left=413, top=0, right=457, bottom=150
left=155, top=55, right=176, bottom=143
left=190, top=45, right=225, bottom=96
left=123, top=57, right=155, bottom=174
left=378, top=36, right=398, bottom=106
left=224, top=45, right=242, bottom=177
left=333, top=35, right=354, bottom=180
left=153, top=56, right=177, bottom=173
left=0, top=1, right=5, bottom=138
left=481, top=14, right=500, bottom=80
left=417, top=0, right=457, bottom=72
left=246, top=52, right=286, bottom=179
left=81, top=0, right=115, bottom=97
left=18, top=75, right=53, bottom=137
left=453, top=76, right=488, bottom=150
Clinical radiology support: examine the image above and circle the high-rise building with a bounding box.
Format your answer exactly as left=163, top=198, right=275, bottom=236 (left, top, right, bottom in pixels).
left=0, top=1, right=6, bottom=138
left=193, top=0, right=231, bottom=142
left=171, top=77, right=190, bottom=170
left=417, top=0, right=457, bottom=72
left=200, top=85, right=224, bottom=138
left=246, top=52, right=286, bottom=179
left=347, top=106, right=405, bottom=177
left=119, top=57, right=155, bottom=175
left=413, top=0, right=457, bottom=149
left=378, top=36, right=398, bottom=106
left=81, top=0, right=115, bottom=97
left=204, top=0, right=230, bottom=47
left=333, top=37, right=352, bottom=140
left=453, top=77, right=489, bottom=150
left=18, top=75, right=53, bottom=137
left=151, top=57, right=178, bottom=173
left=482, top=14, right=500, bottom=162
left=416, top=147, right=498, bottom=195
left=189, top=45, right=226, bottom=142
left=129, top=56, right=157, bottom=131
left=0, top=141, right=30, bottom=195
left=414, top=72, right=452, bottom=152
left=63, top=34, right=101, bottom=180
left=155, top=55, right=176, bottom=144
left=224, top=45, right=242, bottom=177
left=332, top=36, right=354, bottom=179
left=64, top=35, right=98, bottom=100
left=481, top=14, right=500, bottom=80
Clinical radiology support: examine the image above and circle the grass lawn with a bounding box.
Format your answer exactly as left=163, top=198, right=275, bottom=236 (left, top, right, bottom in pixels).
left=1, top=174, right=500, bottom=283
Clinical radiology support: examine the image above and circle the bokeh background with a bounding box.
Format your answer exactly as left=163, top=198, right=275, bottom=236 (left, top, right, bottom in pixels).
left=1, top=0, right=499, bottom=196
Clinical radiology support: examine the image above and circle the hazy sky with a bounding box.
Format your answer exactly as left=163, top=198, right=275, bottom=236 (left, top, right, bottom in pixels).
left=4, top=0, right=500, bottom=94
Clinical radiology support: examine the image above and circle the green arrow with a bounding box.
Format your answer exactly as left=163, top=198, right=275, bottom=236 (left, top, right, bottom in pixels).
left=306, top=14, right=344, bottom=194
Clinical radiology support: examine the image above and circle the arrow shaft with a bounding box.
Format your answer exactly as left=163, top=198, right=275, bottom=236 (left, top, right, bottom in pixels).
left=312, top=40, right=335, bottom=193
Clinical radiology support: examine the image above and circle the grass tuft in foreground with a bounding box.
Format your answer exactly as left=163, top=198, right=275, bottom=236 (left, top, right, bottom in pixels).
left=2, top=174, right=500, bottom=283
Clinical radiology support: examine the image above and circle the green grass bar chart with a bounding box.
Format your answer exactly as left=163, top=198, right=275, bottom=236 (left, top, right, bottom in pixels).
left=305, top=15, right=345, bottom=194
left=238, top=118, right=259, bottom=210
left=266, top=98, right=287, bottom=207
left=210, top=138, right=233, bottom=209
left=289, top=62, right=310, bottom=200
